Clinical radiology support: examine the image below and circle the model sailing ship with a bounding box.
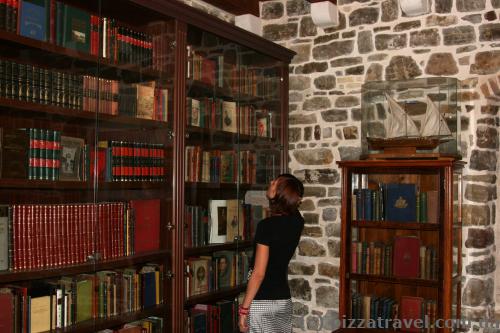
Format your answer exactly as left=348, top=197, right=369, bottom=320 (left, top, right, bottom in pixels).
left=367, top=93, right=452, bottom=150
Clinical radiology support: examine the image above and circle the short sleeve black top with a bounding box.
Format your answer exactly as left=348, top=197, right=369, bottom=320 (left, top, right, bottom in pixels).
left=252, top=212, right=304, bottom=300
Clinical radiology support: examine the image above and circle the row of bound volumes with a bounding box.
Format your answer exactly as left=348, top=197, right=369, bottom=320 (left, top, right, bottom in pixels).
left=187, top=97, right=273, bottom=138
left=95, top=141, right=166, bottom=182
left=185, top=146, right=277, bottom=185
left=351, top=239, right=438, bottom=280
left=0, top=59, right=169, bottom=121
left=0, top=199, right=160, bottom=271
left=185, top=200, right=268, bottom=247
left=0, top=264, right=162, bottom=332
left=10, top=0, right=157, bottom=68
left=97, top=316, right=164, bottom=333
left=352, top=183, right=439, bottom=223
left=186, top=300, right=238, bottom=333
left=351, top=293, right=437, bottom=333
left=185, top=250, right=251, bottom=298
left=186, top=47, right=279, bottom=99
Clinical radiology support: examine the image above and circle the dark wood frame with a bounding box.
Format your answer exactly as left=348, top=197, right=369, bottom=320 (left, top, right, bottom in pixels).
left=337, top=158, right=463, bottom=333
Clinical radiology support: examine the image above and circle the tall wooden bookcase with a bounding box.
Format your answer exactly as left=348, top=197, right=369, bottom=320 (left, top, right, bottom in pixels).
left=336, top=158, right=463, bottom=333
left=0, top=0, right=294, bottom=332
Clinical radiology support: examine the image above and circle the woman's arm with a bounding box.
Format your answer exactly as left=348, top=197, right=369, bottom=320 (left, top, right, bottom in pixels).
left=239, top=243, right=269, bottom=332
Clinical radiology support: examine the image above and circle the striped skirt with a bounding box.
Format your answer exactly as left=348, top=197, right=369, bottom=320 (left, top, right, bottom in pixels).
left=248, top=299, right=293, bottom=333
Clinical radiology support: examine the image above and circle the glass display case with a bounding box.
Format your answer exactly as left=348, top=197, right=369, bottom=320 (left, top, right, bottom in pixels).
left=360, top=77, right=460, bottom=159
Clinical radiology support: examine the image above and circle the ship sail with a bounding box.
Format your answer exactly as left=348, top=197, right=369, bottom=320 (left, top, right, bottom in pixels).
left=420, top=96, right=452, bottom=137
left=384, top=93, right=420, bottom=138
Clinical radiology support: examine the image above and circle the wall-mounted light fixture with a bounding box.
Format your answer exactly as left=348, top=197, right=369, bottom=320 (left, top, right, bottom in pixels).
left=308, top=0, right=339, bottom=28
left=399, top=0, right=430, bottom=16
left=235, top=14, right=262, bottom=35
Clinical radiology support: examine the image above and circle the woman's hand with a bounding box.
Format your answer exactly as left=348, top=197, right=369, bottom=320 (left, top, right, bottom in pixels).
left=239, top=313, right=249, bottom=332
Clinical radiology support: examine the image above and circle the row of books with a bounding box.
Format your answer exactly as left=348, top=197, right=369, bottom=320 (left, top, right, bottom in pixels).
left=10, top=0, right=157, bottom=68
left=185, top=200, right=268, bottom=247
left=0, top=0, right=17, bottom=32
left=187, top=97, right=273, bottom=137
left=118, top=81, right=169, bottom=122
left=97, top=316, right=164, bottom=333
left=185, top=146, right=278, bottom=185
left=95, top=141, right=166, bottom=182
left=0, top=264, right=162, bottom=332
left=186, top=47, right=279, bottom=98
left=0, top=59, right=170, bottom=121
left=1, top=127, right=80, bottom=181
left=351, top=293, right=438, bottom=333
left=185, top=250, right=251, bottom=297
left=186, top=300, right=238, bottom=333
left=0, top=59, right=83, bottom=110
left=352, top=183, right=439, bottom=223
left=0, top=199, right=160, bottom=271
left=351, top=240, right=438, bottom=280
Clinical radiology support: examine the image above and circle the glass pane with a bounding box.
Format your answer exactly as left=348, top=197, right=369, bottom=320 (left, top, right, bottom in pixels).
left=95, top=1, right=174, bottom=331
left=184, top=26, right=284, bottom=328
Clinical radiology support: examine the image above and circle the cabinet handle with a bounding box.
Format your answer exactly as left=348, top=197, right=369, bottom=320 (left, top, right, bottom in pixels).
left=165, top=270, right=174, bottom=279
left=169, top=41, right=176, bottom=49
left=167, top=130, right=174, bottom=140
left=166, top=222, right=175, bottom=231
left=185, top=133, right=190, bottom=139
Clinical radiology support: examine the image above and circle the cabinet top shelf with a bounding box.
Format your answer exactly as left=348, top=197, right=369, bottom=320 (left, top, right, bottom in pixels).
left=351, top=221, right=440, bottom=230
left=338, top=158, right=464, bottom=168
left=184, top=284, right=247, bottom=307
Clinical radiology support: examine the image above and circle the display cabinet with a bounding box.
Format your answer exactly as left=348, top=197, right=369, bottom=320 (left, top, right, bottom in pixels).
left=360, top=77, right=460, bottom=159
left=336, top=158, right=463, bottom=333
left=0, top=0, right=294, bottom=332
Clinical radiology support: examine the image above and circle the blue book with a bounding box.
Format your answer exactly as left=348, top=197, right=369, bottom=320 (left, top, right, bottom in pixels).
left=142, top=271, right=157, bottom=308
left=19, top=0, right=48, bottom=41
left=384, top=183, right=417, bottom=222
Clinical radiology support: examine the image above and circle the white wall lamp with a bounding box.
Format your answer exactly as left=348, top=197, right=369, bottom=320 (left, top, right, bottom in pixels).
left=399, top=0, right=430, bottom=16
left=235, top=14, right=262, bottom=36
left=309, top=0, right=339, bottom=28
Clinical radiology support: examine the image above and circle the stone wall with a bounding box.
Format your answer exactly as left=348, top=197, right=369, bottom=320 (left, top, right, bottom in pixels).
left=259, top=0, right=499, bottom=332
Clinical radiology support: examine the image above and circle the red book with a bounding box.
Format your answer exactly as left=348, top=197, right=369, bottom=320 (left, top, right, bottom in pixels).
left=0, top=289, right=13, bottom=333
left=400, top=296, right=424, bottom=333
left=393, top=236, right=420, bottom=278
left=130, top=199, right=160, bottom=253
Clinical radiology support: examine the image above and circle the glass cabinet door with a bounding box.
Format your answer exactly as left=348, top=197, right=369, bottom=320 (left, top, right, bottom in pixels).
left=183, top=25, right=286, bottom=329
left=94, top=1, right=175, bottom=331
left=0, top=0, right=174, bottom=331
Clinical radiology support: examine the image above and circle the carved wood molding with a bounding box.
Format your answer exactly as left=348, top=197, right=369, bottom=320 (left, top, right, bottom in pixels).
left=306, top=0, right=337, bottom=3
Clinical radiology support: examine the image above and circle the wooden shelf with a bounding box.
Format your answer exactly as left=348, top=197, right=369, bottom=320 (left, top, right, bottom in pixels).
left=0, top=97, right=171, bottom=130
left=0, top=179, right=166, bottom=190
left=349, top=273, right=440, bottom=287
left=40, top=304, right=166, bottom=333
left=185, top=182, right=268, bottom=191
left=187, top=80, right=278, bottom=107
left=185, top=284, right=247, bottom=306
left=186, top=126, right=278, bottom=145
left=0, top=250, right=169, bottom=283
left=0, top=30, right=169, bottom=82
left=352, top=220, right=440, bottom=230
left=185, top=240, right=252, bottom=256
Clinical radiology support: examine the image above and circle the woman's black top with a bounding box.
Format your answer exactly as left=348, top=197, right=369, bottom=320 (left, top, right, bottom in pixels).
left=251, top=213, right=304, bottom=300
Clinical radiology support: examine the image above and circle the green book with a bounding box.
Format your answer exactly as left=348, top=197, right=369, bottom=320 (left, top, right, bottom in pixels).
left=61, top=4, right=90, bottom=53
left=76, top=277, right=92, bottom=323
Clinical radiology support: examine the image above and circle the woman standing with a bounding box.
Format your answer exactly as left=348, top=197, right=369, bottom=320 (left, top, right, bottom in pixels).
left=238, top=174, right=305, bottom=333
